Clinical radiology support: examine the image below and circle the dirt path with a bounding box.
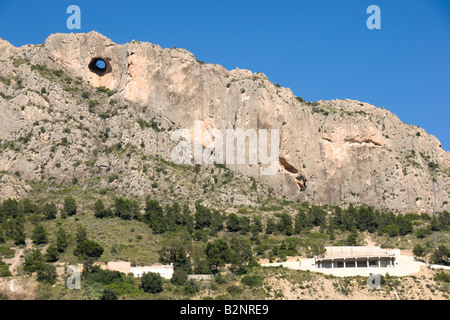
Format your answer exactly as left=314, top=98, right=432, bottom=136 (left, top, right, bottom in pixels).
left=0, top=240, right=39, bottom=299
left=5, top=239, right=33, bottom=275
left=364, top=233, right=376, bottom=246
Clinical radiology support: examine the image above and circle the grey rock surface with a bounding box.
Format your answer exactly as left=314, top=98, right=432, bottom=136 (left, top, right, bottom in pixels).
left=0, top=31, right=448, bottom=213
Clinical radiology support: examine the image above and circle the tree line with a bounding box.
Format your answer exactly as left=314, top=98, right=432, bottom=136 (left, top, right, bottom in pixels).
left=1, top=196, right=449, bottom=274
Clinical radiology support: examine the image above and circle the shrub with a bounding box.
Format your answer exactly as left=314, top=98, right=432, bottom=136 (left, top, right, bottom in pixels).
left=85, top=267, right=124, bottom=285
left=88, top=100, right=99, bottom=112
left=0, top=260, right=11, bottom=277
left=140, top=272, right=163, bottom=294
left=37, top=264, right=57, bottom=284
left=226, top=285, right=243, bottom=295
left=74, top=240, right=104, bottom=260
left=214, top=274, right=229, bottom=285
left=415, top=228, right=429, bottom=239
left=105, top=281, right=144, bottom=296
left=183, top=279, right=200, bottom=295
left=0, top=247, right=15, bottom=259
left=241, top=274, right=263, bottom=287
left=101, top=288, right=118, bottom=300
left=413, top=244, right=425, bottom=259
left=434, top=271, right=450, bottom=283
left=171, top=268, right=188, bottom=286
left=80, top=282, right=103, bottom=300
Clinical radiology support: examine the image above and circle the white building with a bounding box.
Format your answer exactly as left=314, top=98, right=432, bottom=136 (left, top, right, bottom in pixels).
left=261, top=246, right=428, bottom=277
left=315, top=246, right=397, bottom=269
left=130, top=264, right=174, bottom=279
left=106, top=261, right=174, bottom=279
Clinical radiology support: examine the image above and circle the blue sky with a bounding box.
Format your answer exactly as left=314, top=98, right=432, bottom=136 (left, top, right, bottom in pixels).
left=0, top=0, right=449, bottom=150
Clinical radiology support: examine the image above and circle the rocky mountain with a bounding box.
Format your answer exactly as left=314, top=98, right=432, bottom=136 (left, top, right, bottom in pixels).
left=0, top=31, right=448, bottom=213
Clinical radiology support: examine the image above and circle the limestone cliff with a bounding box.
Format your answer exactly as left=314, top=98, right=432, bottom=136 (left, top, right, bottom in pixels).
left=0, top=31, right=448, bottom=213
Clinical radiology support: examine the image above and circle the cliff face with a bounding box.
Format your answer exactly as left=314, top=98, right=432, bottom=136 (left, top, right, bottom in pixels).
left=0, top=31, right=448, bottom=213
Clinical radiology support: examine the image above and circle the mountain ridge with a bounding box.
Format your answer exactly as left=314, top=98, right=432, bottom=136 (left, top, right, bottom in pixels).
left=0, top=31, right=448, bottom=214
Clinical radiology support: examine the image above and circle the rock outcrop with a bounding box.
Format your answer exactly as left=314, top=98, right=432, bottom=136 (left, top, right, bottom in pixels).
left=0, top=31, right=448, bottom=213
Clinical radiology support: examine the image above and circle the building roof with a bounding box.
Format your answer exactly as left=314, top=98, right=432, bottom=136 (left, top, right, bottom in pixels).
left=316, top=246, right=395, bottom=261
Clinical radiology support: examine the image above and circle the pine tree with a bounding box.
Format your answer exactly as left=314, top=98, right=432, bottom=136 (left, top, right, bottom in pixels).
left=144, top=197, right=166, bottom=234
left=56, top=227, right=68, bottom=252
left=75, top=225, right=87, bottom=243
left=42, top=202, right=58, bottom=220
left=227, top=213, right=240, bottom=232
left=63, top=196, right=77, bottom=216
left=32, top=224, right=48, bottom=245
left=45, top=244, right=59, bottom=262
left=23, top=249, right=45, bottom=274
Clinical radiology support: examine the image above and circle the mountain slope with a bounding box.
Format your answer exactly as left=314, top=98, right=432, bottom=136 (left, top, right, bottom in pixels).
left=0, top=31, right=448, bottom=213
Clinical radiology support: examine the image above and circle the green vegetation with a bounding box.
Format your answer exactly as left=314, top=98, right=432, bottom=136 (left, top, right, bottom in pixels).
left=96, top=86, right=116, bottom=96
left=0, top=261, right=11, bottom=277
left=137, top=117, right=162, bottom=131
left=13, top=58, right=30, bottom=67
left=31, top=64, right=65, bottom=81
left=31, top=224, right=48, bottom=245
left=74, top=240, right=104, bottom=260
left=0, top=166, right=448, bottom=299
left=140, top=272, right=164, bottom=293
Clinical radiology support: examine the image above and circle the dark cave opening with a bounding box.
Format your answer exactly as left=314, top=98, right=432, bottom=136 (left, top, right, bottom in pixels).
left=88, top=57, right=110, bottom=76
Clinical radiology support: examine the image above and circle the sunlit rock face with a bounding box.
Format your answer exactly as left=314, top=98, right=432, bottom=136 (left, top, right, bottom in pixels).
left=0, top=31, right=448, bottom=213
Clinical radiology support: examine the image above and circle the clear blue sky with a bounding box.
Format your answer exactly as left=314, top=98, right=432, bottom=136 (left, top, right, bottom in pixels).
left=1, top=0, right=449, bottom=150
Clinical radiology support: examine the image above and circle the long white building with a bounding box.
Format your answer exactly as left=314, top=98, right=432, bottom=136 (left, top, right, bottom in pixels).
left=261, top=246, right=428, bottom=277
left=106, top=261, right=174, bottom=279
left=315, top=246, right=396, bottom=269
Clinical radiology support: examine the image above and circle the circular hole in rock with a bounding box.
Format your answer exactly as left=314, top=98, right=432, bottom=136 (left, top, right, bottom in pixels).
left=88, top=58, right=110, bottom=76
